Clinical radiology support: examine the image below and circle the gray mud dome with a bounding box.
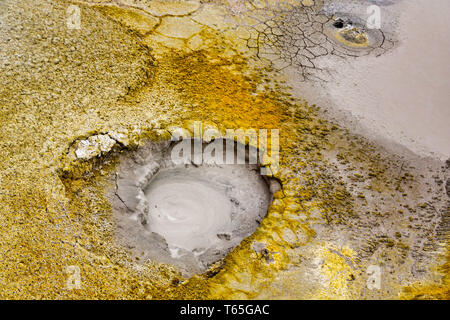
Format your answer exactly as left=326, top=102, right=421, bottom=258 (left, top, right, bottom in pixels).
left=111, top=139, right=280, bottom=276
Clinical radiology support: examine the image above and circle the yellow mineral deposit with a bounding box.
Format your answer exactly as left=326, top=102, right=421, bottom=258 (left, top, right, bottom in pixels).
left=335, top=27, right=369, bottom=48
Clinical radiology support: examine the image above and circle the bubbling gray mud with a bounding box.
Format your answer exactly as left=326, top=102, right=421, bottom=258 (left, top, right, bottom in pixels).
left=111, top=139, right=280, bottom=276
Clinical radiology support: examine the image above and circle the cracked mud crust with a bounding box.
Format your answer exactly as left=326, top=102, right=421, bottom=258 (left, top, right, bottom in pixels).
left=0, top=0, right=448, bottom=299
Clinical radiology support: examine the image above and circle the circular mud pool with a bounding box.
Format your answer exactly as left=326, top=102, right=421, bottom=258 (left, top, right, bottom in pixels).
left=112, top=139, right=280, bottom=276
left=324, top=14, right=386, bottom=55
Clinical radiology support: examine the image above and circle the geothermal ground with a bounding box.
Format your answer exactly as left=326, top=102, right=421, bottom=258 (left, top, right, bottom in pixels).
left=0, top=0, right=448, bottom=299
